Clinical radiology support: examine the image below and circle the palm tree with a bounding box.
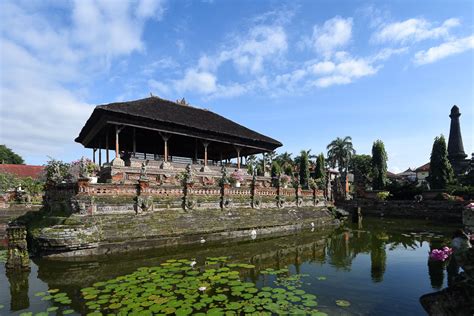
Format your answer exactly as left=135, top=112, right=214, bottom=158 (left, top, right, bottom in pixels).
left=275, top=152, right=293, bottom=171
left=246, top=155, right=257, bottom=174
left=326, top=136, right=355, bottom=174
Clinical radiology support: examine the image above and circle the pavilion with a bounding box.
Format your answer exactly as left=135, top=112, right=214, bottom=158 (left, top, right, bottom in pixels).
left=75, top=96, right=282, bottom=172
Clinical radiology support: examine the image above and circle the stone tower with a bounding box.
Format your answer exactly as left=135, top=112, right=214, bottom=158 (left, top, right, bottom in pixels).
left=447, top=105, right=467, bottom=175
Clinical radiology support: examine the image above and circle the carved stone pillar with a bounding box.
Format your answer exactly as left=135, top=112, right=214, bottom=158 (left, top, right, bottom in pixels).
left=6, top=225, right=30, bottom=271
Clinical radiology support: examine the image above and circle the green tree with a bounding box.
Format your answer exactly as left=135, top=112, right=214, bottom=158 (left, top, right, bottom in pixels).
left=275, top=152, right=293, bottom=174
left=298, top=150, right=310, bottom=189
left=271, top=161, right=281, bottom=178
left=428, top=135, right=454, bottom=190
left=371, top=140, right=388, bottom=190
left=246, top=155, right=257, bottom=174
left=314, top=153, right=327, bottom=188
left=350, top=154, right=372, bottom=190
left=326, top=137, right=355, bottom=174
left=0, top=145, right=24, bottom=164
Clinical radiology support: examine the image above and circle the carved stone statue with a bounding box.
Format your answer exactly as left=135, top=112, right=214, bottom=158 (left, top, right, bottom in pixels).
left=220, top=166, right=230, bottom=185
left=79, top=157, right=88, bottom=179
left=140, top=160, right=149, bottom=181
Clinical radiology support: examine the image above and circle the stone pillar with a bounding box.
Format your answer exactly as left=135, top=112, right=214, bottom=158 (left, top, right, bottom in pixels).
left=6, top=225, right=30, bottom=271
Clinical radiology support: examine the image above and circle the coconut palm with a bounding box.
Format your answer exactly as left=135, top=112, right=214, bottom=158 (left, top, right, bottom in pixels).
left=326, top=136, right=355, bottom=174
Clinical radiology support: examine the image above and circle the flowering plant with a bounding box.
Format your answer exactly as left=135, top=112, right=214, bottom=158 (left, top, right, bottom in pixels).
left=230, top=170, right=244, bottom=183
left=429, top=246, right=453, bottom=262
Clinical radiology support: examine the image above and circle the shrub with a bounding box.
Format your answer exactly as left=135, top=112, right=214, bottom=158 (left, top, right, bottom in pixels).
left=44, top=158, right=71, bottom=184
left=376, top=191, right=390, bottom=201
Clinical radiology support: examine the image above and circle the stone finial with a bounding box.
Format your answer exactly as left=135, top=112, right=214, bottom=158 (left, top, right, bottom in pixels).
left=448, top=105, right=467, bottom=173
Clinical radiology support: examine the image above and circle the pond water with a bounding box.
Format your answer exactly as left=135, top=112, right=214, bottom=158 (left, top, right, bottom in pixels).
left=0, top=217, right=459, bottom=315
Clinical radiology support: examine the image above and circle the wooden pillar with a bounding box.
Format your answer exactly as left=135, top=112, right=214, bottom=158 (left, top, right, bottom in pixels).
left=236, top=147, right=241, bottom=169
left=115, top=125, right=120, bottom=158
left=93, top=148, right=96, bottom=163
left=160, top=133, right=170, bottom=162
left=106, top=132, right=109, bottom=163
left=98, top=143, right=102, bottom=166
left=262, top=153, right=265, bottom=175
left=194, top=139, right=198, bottom=163
left=133, top=128, right=136, bottom=157
left=203, top=142, right=209, bottom=167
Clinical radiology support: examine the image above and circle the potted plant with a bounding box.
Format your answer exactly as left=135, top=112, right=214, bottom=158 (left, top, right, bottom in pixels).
left=280, top=175, right=291, bottom=188
left=230, top=170, right=244, bottom=188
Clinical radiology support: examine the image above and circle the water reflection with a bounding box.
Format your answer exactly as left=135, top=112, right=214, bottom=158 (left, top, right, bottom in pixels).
left=2, top=218, right=457, bottom=315
left=6, top=269, right=30, bottom=311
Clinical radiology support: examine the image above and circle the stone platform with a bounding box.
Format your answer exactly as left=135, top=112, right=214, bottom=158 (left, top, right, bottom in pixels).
left=15, top=177, right=337, bottom=258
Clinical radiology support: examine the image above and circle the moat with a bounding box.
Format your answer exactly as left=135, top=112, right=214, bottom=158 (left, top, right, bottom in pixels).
left=0, top=217, right=458, bottom=315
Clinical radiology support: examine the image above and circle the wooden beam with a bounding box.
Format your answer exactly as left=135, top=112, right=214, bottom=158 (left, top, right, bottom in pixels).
left=106, top=120, right=272, bottom=153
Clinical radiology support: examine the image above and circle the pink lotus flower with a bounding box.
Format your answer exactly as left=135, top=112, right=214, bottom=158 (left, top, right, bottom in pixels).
left=429, top=247, right=453, bottom=262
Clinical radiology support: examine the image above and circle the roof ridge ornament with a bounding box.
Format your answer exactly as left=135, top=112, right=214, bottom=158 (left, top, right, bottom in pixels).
left=176, top=97, right=189, bottom=106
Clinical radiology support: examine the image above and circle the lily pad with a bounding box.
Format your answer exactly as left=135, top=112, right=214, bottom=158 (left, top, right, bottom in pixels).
left=336, top=299, right=351, bottom=307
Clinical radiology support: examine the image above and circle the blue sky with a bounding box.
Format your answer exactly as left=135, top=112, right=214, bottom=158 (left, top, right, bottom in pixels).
left=0, top=0, right=473, bottom=172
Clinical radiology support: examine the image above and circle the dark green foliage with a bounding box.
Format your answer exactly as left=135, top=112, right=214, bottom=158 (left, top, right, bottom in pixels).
left=283, top=164, right=293, bottom=176
left=0, top=174, right=44, bottom=195
left=271, top=161, right=281, bottom=178
left=371, top=140, right=388, bottom=190
left=428, top=135, right=454, bottom=190
left=326, top=137, right=355, bottom=173
left=275, top=152, right=294, bottom=176
left=0, top=144, right=24, bottom=164
left=298, top=150, right=310, bottom=189
left=350, top=154, right=372, bottom=190
left=386, top=181, right=422, bottom=200
left=314, top=154, right=326, bottom=189
left=0, top=173, right=20, bottom=193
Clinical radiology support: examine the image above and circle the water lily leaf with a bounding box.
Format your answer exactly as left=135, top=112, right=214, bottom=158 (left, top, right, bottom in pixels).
left=47, top=306, right=59, bottom=312
left=213, top=294, right=227, bottom=302
left=317, top=276, right=327, bottom=281
left=48, top=289, right=60, bottom=293
left=34, top=292, right=46, bottom=297
left=109, top=302, right=122, bottom=309
left=175, top=306, right=193, bottom=315
left=41, top=295, right=53, bottom=301
left=336, top=299, right=351, bottom=307
left=20, top=312, right=33, bottom=316
left=63, top=310, right=75, bottom=315
left=303, top=300, right=318, bottom=307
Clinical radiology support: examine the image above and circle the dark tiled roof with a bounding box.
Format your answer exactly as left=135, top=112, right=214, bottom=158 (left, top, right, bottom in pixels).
left=76, top=97, right=282, bottom=148
left=0, top=164, right=44, bottom=179
left=415, top=162, right=430, bottom=172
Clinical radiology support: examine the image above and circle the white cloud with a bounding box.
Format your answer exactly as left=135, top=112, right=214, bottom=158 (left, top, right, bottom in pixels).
left=149, top=23, right=287, bottom=97
left=174, top=69, right=217, bottom=94
left=311, top=55, right=378, bottom=88
left=0, top=0, right=165, bottom=159
left=214, top=25, right=287, bottom=74
left=414, top=35, right=474, bottom=65
left=309, top=16, right=353, bottom=58
left=373, top=17, right=460, bottom=44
